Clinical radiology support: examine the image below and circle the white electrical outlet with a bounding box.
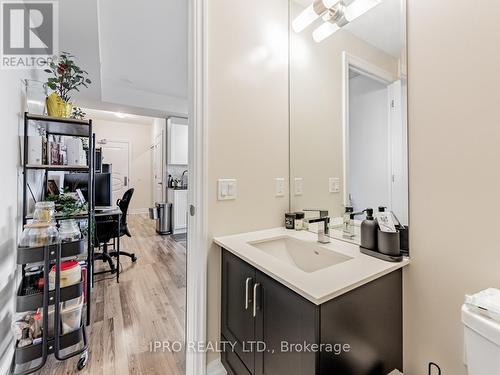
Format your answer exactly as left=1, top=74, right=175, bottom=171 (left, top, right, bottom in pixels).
left=294, top=178, right=303, bottom=196
left=218, top=179, right=237, bottom=200
left=275, top=178, right=285, bottom=197
left=329, top=177, right=340, bottom=193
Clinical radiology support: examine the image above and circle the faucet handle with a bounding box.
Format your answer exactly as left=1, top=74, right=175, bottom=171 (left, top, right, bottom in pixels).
left=308, top=216, right=330, bottom=224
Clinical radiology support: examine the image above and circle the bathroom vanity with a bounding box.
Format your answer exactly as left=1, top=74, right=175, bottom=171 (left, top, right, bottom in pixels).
left=215, top=229, right=409, bottom=375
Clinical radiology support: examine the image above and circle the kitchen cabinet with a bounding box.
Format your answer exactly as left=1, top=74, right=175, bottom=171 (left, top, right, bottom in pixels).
left=168, top=123, right=188, bottom=165
left=221, top=249, right=402, bottom=375
left=167, top=189, right=188, bottom=234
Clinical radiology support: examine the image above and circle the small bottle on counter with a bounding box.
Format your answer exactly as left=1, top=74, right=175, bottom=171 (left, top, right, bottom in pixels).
left=294, top=212, right=305, bottom=231
left=285, top=213, right=296, bottom=230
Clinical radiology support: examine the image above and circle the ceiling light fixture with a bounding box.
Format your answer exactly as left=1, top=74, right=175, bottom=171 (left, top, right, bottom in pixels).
left=293, top=0, right=381, bottom=43
left=292, top=0, right=340, bottom=33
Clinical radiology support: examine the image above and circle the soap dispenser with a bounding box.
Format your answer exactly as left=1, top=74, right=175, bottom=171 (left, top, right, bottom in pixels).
left=361, top=208, right=378, bottom=250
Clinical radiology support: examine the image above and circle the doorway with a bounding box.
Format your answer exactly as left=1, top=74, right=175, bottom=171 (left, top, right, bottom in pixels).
left=343, top=52, right=408, bottom=224
left=97, top=140, right=130, bottom=206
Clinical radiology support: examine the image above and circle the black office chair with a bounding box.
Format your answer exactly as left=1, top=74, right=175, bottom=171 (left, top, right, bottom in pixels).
left=109, top=188, right=137, bottom=262
left=93, top=188, right=137, bottom=277
left=93, top=218, right=119, bottom=274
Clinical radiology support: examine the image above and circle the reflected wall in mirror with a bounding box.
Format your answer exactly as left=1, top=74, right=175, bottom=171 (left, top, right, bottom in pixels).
left=289, top=0, right=408, bottom=245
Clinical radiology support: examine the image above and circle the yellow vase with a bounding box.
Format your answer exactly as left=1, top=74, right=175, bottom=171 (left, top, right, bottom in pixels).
left=46, top=93, right=73, bottom=118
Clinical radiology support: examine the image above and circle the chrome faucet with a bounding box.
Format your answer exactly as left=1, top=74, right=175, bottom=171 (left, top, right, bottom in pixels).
left=181, top=170, right=188, bottom=188
left=308, top=217, right=331, bottom=244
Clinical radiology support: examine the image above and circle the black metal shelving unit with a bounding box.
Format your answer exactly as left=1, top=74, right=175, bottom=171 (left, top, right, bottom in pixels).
left=13, top=113, right=95, bottom=374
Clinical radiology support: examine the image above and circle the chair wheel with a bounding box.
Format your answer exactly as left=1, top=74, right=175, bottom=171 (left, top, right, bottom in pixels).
left=131, top=254, right=138, bottom=262
left=77, top=352, right=88, bottom=370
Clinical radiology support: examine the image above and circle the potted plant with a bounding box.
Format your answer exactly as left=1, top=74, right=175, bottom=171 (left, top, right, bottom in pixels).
left=44, top=52, right=91, bottom=118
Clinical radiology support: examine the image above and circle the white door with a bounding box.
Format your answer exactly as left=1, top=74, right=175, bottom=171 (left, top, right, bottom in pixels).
left=99, top=140, right=130, bottom=205
left=152, top=133, right=164, bottom=203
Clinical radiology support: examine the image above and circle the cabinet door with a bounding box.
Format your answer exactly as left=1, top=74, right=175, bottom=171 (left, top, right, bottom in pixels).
left=255, top=270, right=318, bottom=375
left=168, top=123, right=188, bottom=164
left=222, top=250, right=257, bottom=374
left=173, top=190, right=187, bottom=231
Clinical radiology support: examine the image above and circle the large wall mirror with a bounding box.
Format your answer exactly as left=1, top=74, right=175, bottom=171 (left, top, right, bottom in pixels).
left=289, top=0, right=408, bottom=245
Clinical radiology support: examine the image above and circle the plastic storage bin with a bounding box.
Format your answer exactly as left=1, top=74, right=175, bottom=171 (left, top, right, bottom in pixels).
left=49, top=261, right=81, bottom=290
left=61, top=295, right=84, bottom=334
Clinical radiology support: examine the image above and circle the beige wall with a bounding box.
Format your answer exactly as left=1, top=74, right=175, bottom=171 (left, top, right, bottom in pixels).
left=404, top=0, right=500, bottom=374
left=0, top=69, right=29, bottom=375
left=206, top=0, right=290, bottom=363
left=290, top=2, right=399, bottom=219
left=93, top=119, right=153, bottom=212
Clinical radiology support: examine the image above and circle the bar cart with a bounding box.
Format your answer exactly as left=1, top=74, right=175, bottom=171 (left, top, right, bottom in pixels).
left=12, top=113, right=95, bottom=374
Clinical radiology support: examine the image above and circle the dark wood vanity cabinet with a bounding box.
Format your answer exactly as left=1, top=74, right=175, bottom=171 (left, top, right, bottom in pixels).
left=221, top=249, right=403, bottom=375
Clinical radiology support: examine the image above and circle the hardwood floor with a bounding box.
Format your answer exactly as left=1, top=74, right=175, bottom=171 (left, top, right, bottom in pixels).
left=38, top=214, right=186, bottom=375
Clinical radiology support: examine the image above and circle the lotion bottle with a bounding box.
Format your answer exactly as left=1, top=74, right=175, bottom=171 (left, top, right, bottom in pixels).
left=360, top=208, right=378, bottom=250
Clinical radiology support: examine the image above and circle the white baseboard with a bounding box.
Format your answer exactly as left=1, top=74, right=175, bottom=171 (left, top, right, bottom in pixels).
left=207, top=358, right=226, bottom=375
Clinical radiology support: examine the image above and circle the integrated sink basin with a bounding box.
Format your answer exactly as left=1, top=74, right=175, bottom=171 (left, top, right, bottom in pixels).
left=248, top=236, right=352, bottom=273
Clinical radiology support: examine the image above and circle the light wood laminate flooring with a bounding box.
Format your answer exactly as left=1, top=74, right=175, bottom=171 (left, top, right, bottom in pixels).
left=37, top=214, right=186, bottom=375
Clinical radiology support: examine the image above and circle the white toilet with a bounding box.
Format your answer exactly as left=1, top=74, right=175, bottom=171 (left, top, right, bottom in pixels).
left=462, top=304, right=500, bottom=374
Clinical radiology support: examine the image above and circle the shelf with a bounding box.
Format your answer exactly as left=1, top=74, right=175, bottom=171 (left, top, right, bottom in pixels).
left=25, top=212, right=89, bottom=221
left=26, top=114, right=91, bottom=138
left=14, top=325, right=84, bottom=365
left=17, top=240, right=85, bottom=265
left=16, top=281, right=84, bottom=312
left=25, top=164, right=89, bottom=171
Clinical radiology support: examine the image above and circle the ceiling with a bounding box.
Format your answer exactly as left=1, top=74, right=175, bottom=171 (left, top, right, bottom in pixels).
left=58, top=0, right=188, bottom=118
left=84, top=108, right=156, bottom=126
left=293, top=0, right=404, bottom=58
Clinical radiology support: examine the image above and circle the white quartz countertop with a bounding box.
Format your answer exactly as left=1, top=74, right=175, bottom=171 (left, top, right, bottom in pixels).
left=214, top=228, right=409, bottom=305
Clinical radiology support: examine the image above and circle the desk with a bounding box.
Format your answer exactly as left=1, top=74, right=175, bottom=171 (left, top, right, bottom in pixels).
left=93, top=208, right=122, bottom=283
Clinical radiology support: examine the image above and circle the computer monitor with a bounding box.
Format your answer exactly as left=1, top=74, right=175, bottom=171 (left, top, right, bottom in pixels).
left=64, top=172, right=112, bottom=206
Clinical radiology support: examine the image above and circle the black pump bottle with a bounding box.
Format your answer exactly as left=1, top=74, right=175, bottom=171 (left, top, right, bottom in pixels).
left=361, top=208, right=378, bottom=250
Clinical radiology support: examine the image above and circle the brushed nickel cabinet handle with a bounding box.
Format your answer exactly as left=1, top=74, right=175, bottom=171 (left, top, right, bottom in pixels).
left=253, top=283, right=260, bottom=317
left=245, top=277, right=253, bottom=310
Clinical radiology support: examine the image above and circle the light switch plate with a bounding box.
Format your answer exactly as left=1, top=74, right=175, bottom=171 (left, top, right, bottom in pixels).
left=294, top=178, right=303, bottom=196
left=275, top=178, right=285, bottom=197
left=218, top=179, right=237, bottom=200
left=329, top=177, right=340, bottom=193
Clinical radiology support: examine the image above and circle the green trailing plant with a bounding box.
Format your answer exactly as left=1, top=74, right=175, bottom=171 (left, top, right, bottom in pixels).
left=46, top=193, right=87, bottom=218
left=44, top=52, right=91, bottom=102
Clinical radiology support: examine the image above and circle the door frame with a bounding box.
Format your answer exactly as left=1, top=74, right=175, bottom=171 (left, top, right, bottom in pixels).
left=341, top=52, right=394, bottom=209
left=152, top=131, right=165, bottom=203
left=186, top=0, right=208, bottom=373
